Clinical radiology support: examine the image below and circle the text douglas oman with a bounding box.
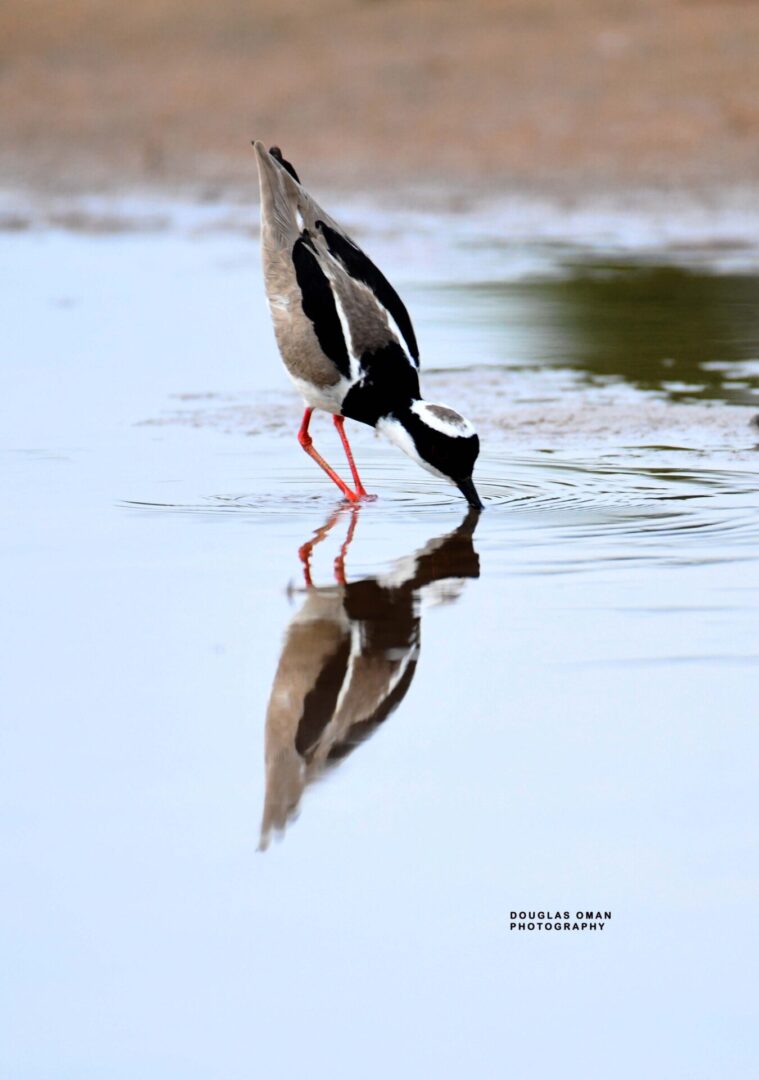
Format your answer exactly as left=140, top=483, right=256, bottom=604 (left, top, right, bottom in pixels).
left=510, top=911, right=612, bottom=931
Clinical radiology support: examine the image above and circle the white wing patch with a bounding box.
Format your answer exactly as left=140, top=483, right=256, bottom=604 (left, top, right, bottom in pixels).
left=326, top=272, right=363, bottom=383
left=309, top=232, right=404, bottom=379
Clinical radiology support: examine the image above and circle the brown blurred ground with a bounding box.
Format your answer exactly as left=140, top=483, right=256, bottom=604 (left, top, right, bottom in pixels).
left=2, top=0, right=759, bottom=199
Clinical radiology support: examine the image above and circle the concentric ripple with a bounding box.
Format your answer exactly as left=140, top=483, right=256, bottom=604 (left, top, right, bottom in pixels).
left=121, top=451, right=759, bottom=558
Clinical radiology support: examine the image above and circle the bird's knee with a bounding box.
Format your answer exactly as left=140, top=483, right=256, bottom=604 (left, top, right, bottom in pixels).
left=298, top=430, right=312, bottom=449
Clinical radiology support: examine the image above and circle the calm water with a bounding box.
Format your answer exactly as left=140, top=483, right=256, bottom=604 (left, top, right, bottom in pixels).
left=2, top=217, right=759, bottom=1078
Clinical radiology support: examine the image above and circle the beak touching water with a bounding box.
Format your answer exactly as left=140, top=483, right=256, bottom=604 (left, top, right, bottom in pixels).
left=457, top=477, right=484, bottom=510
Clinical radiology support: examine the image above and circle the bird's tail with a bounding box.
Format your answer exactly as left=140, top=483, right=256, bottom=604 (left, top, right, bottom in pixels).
left=258, top=745, right=305, bottom=851
left=252, top=140, right=301, bottom=250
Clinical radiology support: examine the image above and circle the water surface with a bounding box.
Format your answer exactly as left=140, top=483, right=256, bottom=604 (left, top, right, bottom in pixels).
left=2, top=217, right=759, bottom=1079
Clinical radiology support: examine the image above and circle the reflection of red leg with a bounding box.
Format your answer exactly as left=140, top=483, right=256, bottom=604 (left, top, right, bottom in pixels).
left=298, top=508, right=342, bottom=588
left=334, top=504, right=359, bottom=586
left=297, top=505, right=360, bottom=588
left=297, top=408, right=359, bottom=502
left=333, top=415, right=374, bottom=500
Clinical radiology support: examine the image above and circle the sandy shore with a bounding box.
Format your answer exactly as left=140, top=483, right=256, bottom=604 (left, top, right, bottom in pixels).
left=3, top=0, right=759, bottom=201
left=139, top=384, right=759, bottom=462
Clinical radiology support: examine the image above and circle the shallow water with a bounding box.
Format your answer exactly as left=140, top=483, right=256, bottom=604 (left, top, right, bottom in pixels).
left=2, top=218, right=759, bottom=1078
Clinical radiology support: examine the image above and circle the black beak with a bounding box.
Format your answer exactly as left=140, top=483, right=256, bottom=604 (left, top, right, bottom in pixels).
left=456, top=477, right=484, bottom=510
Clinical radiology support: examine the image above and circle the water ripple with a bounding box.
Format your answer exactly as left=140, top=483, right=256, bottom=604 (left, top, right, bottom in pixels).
left=121, top=453, right=759, bottom=561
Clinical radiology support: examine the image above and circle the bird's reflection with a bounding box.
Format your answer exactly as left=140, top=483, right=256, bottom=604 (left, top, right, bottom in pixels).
left=259, top=505, right=481, bottom=849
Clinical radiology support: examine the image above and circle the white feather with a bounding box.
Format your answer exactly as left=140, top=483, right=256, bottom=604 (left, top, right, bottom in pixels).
left=410, top=401, right=475, bottom=438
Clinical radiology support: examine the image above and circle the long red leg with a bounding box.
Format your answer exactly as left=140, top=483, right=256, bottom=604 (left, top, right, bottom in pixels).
left=333, top=415, right=374, bottom=499
left=297, top=408, right=359, bottom=502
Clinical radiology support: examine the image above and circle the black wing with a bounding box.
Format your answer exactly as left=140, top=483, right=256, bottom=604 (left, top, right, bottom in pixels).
left=315, top=219, right=420, bottom=367
left=291, top=233, right=352, bottom=380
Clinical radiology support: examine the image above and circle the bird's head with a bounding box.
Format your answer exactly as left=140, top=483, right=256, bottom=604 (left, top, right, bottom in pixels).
left=377, top=400, right=484, bottom=509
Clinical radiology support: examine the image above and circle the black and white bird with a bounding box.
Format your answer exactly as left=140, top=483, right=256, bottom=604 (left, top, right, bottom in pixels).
left=259, top=505, right=481, bottom=849
left=252, top=141, right=483, bottom=509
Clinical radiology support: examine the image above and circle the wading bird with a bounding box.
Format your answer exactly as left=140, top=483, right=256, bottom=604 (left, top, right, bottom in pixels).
left=252, top=142, right=483, bottom=508
left=259, top=505, right=481, bottom=849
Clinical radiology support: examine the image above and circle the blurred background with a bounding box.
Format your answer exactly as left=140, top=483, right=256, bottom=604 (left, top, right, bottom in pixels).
left=2, top=0, right=759, bottom=200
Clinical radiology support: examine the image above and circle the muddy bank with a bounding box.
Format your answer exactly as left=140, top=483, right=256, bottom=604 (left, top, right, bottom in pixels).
left=3, top=0, right=759, bottom=201
left=138, top=384, right=759, bottom=462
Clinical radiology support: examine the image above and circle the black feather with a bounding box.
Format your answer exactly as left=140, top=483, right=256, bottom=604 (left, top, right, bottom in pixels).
left=292, top=236, right=352, bottom=380
left=341, top=342, right=421, bottom=426
left=269, top=146, right=301, bottom=183
left=400, top=407, right=480, bottom=482
left=316, top=220, right=420, bottom=365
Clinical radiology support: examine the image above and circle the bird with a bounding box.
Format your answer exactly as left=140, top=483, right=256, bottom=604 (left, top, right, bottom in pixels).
left=252, top=141, right=484, bottom=509
left=259, top=504, right=481, bottom=849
